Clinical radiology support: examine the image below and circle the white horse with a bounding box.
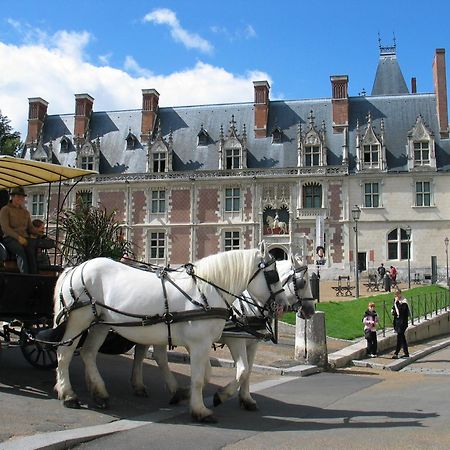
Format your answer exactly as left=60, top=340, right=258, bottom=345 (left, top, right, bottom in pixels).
left=130, top=254, right=315, bottom=411
left=266, top=214, right=288, bottom=234
left=54, top=243, right=287, bottom=423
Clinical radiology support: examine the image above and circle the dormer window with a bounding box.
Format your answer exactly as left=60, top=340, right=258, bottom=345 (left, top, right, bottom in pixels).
left=60, top=136, right=70, bottom=152
left=297, top=111, right=327, bottom=168
left=147, top=127, right=173, bottom=173
left=305, top=145, right=320, bottom=166
left=76, top=137, right=100, bottom=172
left=414, top=142, right=429, bottom=165
left=81, top=155, right=94, bottom=170
left=271, top=127, right=283, bottom=144
left=126, top=130, right=138, bottom=150
left=218, top=115, right=247, bottom=170
left=407, top=116, right=436, bottom=171
left=197, top=125, right=209, bottom=146
left=363, top=144, right=380, bottom=168
left=355, top=112, right=386, bottom=171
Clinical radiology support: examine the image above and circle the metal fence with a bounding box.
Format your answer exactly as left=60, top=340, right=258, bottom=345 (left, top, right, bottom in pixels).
left=379, top=290, right=450, bottom=337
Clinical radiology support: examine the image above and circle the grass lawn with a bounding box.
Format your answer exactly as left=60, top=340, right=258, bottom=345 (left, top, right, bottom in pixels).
left=282, top=285, right=449, bottom=340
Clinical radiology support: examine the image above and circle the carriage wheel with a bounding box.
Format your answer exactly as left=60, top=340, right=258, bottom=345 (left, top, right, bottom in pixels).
left=20, top=325, right=58, bottom=370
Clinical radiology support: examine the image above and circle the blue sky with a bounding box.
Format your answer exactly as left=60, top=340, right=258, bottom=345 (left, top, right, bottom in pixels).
left=1, top=0, right=449, bottom=138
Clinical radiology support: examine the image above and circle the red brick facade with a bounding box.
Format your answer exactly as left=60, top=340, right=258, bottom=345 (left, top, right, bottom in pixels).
left=170, top=226, right=191, bottom=263
left=196, top=188, right=219, bottom=223
left=170, top=189, right=191, bottom=223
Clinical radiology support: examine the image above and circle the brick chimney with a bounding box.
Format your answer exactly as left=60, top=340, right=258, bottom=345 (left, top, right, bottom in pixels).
left=26, top=97, right=48, bottom=144
left=253, top=81, right=270, bottom=138
left=141, top=89, right=159, bottom=141
left=411, top=77, right=417, bottom=94
left=331, top=75, right=349, bottom=133
left=74, top=94, right=94, bottom=139
left=432, top=48, right=449, bottom=139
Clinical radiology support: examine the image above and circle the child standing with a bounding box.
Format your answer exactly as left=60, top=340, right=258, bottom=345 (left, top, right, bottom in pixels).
left=363, top=302, right=379, bottom=357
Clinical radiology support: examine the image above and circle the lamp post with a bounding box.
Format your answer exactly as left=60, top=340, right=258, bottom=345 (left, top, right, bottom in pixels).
left=351, top=205, right=361, bottom=299
left=445, top=237, right=449, bottom=288
left=405, top=225, right=411, bottom=289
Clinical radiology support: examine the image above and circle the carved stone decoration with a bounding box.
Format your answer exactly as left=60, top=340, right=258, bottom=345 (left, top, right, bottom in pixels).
left=147, top=122, right=173, bottom=173
left=406, top=115, right=436, bottom=171
left=297, top=110, right=328, bottom=167
left=218, top=115, right=247, bottom=170
left=355, top=111, right=387, bottom=171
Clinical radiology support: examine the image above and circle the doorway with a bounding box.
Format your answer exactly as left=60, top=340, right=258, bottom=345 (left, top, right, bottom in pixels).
left=357, top=252, right=367, bottom=272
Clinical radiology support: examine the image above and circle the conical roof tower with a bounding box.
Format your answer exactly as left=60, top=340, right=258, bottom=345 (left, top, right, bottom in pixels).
left=371, top=38, right=409, bottom=95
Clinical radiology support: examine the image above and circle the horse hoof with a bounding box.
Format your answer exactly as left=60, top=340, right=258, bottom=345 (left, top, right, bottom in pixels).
left=213, top=393, right=222, bottom=407
left=63, top=398, right=81, bottom=409
left=94, top=396, right=110, bottom=409
left=169, top=387, right=190, bottom=405
left=134, top=388, right=149, bottom=398
left=239, top=398, right=258, bottom=411
left=192, top=413, right=218, bottom=424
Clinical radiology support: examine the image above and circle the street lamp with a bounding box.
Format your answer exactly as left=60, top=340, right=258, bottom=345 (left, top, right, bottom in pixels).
left=351, top=205, right=361, bottom=299
left=405, top=225, right=411, bottom=289
left=445, top=237, right=449, bottom=288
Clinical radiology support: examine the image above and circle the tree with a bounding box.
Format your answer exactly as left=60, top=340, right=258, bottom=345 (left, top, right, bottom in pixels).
left=0, top=112, right=21, bottom=156
left=59, top=202, right=133, bottom=265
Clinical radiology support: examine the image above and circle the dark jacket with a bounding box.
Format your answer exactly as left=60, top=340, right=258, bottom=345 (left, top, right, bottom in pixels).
left=392, top=299, right=410, bottom=333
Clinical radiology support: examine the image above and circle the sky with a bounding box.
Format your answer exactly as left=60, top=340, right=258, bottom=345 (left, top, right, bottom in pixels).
left=1, top=0, right=450, bottom=139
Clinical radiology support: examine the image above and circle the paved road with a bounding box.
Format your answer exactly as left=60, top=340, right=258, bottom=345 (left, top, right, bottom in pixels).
left=2, top=344, right=450, bottom=449
left=75, top=347, right=450, bottom=450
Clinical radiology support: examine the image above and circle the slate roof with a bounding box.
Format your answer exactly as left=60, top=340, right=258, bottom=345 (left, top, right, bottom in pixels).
left=371, top=50, right=409, bottom=96
left=29, top=47, right=450, bottom=176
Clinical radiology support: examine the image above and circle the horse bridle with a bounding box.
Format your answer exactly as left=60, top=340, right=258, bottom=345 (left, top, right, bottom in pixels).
left=247, top=257, right=285, bottom=314
left=282, top=264, right=308, bottom=310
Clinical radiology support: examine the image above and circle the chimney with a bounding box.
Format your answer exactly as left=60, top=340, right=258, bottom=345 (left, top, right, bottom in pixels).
left=331, top=75, right=349, bottom=133
left=253, top=81, right=270, bottom=138
left=411, top=77, right=417, bottom=94
left=74, top=94, right=94, bottom=140
left=26, top=97, right=48, bottom=144
left=432, top=48, right=449, bottom=139
left=141, top=89, right=159, bottom=141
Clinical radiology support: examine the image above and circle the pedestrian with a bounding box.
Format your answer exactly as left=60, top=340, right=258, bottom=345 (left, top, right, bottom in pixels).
left=392, top=288, right=410, bottom=359
left=0, top=187, right=41, bottom=273
left=390, top=265, right=398, bottom=287
left=363, top=301, right=379, bottom=357
left=377, top=262, right=386, bottom=282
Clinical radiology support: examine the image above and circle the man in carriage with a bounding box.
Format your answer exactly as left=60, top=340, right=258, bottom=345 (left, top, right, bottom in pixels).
left=0, top=186, right=42, bottom=273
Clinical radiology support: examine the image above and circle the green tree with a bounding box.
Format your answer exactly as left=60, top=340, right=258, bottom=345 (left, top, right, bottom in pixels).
left=0, top=112, right=21, bottom=156
left=59, top=202, right=133, bottom=265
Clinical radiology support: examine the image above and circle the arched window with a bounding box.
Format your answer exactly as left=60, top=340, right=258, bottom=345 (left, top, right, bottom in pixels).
left=387, top=228, right=410, bottom=260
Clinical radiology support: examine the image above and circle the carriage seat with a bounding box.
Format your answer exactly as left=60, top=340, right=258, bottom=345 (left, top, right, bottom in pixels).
left=0, top=239, right=20, bottom=272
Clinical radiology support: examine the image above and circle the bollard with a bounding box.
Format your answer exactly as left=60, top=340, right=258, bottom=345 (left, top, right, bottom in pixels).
left=295, top=310, right=328, bottom=367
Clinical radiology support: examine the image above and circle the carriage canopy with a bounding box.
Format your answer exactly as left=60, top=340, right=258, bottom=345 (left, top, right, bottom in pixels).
left=0, top=155, right=97, bottom=188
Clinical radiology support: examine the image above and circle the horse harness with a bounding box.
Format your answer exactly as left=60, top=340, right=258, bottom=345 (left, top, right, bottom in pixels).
left=53, top=257, right=284, bottom=349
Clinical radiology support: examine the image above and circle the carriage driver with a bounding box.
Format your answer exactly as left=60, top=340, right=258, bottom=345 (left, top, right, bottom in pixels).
left=0, top=186, right=41, bottom=274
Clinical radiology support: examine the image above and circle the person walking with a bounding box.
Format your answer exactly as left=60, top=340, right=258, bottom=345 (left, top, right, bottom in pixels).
left=392, top=288, right=410, bottom=358
left=377, top=263, right=386, bottom=282
left=363, top=302, right=379, bottom=357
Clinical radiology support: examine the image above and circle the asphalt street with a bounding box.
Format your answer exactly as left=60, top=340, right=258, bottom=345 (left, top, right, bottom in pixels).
left=2, top=344, right=450, bottom=449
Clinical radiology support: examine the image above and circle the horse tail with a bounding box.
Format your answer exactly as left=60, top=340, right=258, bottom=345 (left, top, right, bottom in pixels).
left=53, top=267, right=72, bottom=327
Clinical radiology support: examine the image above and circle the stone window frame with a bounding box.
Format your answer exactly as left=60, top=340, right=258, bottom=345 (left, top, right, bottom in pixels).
left=150, top=189, right=166, bottom=214
left=387, top=227, right=410, bottom=261
left=362, top=180, right=383, bottom=208
left=148, top=230, right=166, bottom=262
left=414, top=179, right=433, bottom=207
left=223, top=229, right=241, bottom=251
left=302, top=182, right=323, bottom=209
left=224, top=187, right=241, bottom=213
left=406, top=115, right=436, bottom=171
left=30, top=192, right=46, bottom=217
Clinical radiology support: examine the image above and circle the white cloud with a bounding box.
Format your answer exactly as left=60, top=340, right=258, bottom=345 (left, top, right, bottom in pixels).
left=143, top=8, right=213, bottom=54
left=0, top=29, right=272, bottom=140
left=210, top=24, right=257, bottom=41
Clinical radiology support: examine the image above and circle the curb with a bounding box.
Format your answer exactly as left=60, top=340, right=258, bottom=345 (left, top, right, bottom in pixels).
left=352, top=336, right=450, bottom=371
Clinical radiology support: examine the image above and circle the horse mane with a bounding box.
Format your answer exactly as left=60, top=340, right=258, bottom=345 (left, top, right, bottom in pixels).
left=194, top=248, right=259, bottom=294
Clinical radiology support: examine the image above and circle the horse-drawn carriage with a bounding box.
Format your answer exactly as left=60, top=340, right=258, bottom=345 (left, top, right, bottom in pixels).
left=0, top=155, right=96, bottom=369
